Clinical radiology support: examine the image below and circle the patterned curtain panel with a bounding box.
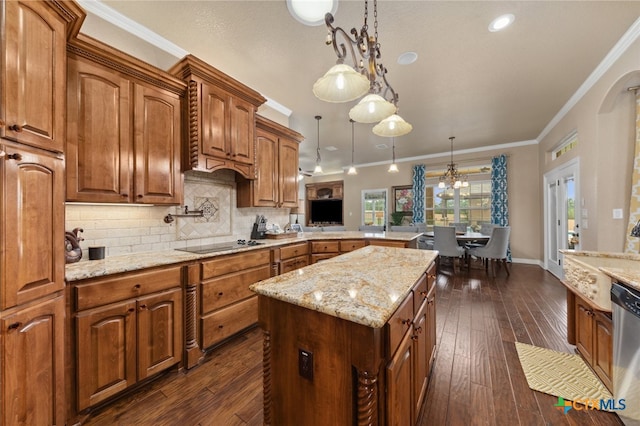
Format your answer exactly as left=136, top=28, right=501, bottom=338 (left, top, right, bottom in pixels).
left=412, top=165, right=426, bottom=223
left=625, top=90, right=640, bottom=253
left=491, top=154, right=512, bottom=261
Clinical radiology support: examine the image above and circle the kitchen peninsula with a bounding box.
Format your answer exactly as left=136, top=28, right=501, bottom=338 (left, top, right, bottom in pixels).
left=251, top=245, right=438, bottom=426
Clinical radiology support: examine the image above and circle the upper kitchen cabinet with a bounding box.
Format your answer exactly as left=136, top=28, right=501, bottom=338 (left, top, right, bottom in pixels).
left=168, top=55, right=266, bottom=179
left=66, top=35, right=185, bottom=204
left=237, top=115, right=303, bottom=208
left=1, top=0, right=82, bottom=153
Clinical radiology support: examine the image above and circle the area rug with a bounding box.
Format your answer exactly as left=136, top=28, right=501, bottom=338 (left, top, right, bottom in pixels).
left=514, top=342, right=612, bottom=404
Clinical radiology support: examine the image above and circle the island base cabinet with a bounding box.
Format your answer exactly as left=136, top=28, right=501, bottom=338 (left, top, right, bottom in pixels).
left=387, top=331, right=413, bottom=426
left=0, top=294, right=65, bottom=426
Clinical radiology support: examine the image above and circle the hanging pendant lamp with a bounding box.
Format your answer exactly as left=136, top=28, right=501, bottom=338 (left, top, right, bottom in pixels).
left=347, top=119, right=358, bottom=175
left=373, top=113, right=413, bottom=137
left=349, top=93, right=396, bottom=123
left=313, top=115, right=323, bottom=174
left=388, top=137, right=399, bottom=173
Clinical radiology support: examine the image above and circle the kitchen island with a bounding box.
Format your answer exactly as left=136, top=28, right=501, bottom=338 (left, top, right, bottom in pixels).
left=251, top=245, right=438, bottom=425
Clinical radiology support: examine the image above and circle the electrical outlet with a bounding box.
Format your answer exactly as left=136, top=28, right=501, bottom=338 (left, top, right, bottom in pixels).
left=298, top=349, right=313, bottom=381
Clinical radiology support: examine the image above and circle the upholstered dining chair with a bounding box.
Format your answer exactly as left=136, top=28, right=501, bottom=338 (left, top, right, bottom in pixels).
left=450, top=222, right=468, bottom=233
left=433, top=226, right=466, bottom=271
left=466, top=226, right=511, bottom=277
left=466, top=223, right=495, bottom=249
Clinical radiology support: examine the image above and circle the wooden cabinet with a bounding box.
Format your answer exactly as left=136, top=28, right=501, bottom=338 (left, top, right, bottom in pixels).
left=386, top=268, right=436, bottom=425
left=0, top=143, right=65, bottom=310
left=237, top=115, right=303, bottom=208
left=306, top=181, right=343, bottom=200
left=73, top=266, right=183, bottom=411
left=169, top=55, right=266, bottom=179
left=0, top=294, right=65, bottom=426
left=199, top=249, right=271, bottom=349
left=277, top=242, right=309, bottom=274
left=1, top=0, right=68, bottom=153
left=310, top=240, right=341, bottom=263
left=339, top=239, right=366, bottom=253
left=66, top=37, right=184, bottom=204
left=368, top=239, right=410, bottom=248
left=573, top=296, right=613, bottom=392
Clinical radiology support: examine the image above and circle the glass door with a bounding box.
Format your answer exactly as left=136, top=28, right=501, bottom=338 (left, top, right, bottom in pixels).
left=362, top=189, right=388, bottom=227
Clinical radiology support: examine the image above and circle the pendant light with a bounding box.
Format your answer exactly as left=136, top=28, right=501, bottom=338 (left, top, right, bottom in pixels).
left=388, top=137, right=399, bottom=173
left=373, top=112, right=413, bottom=137
left=349, top=93, right=396, bottom=123
left=347, top=119, right=357, bottom=175
left=313, top=115, right=323, bottom=174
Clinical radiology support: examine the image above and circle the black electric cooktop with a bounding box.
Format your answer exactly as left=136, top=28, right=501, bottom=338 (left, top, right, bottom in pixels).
left=175, top=239, right=264, bottom=254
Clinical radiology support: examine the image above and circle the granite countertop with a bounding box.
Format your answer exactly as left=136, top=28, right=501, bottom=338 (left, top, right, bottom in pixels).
left=65, top=231, right=424, bottom=282
left=560, top=249, right=640, bottom=293
left=250, top=245, right=438, bottom=328
left=599, top=267, right=640, bottom=292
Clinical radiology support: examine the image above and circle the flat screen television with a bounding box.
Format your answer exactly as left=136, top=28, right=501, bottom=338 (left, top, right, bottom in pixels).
left=309, top=199, right=343, bottom=225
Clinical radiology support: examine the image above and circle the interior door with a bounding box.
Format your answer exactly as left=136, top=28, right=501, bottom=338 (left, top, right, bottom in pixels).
left=544, top=159, right=579, bottom=278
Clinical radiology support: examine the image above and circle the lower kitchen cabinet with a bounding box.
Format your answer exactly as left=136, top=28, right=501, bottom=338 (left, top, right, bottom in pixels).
left=573, top=295, right=613, bottom=392
left=277, top=242, right=309, bottom=274
left=0, top=294, right=65, bottom=426
left=73, top=266, right=183, bottom=411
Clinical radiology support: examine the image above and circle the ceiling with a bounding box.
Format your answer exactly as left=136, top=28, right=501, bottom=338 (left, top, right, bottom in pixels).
left=93, top=1, right=640, bottom=174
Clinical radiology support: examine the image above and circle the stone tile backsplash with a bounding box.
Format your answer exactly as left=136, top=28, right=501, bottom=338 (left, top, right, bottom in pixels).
left=66, top=170, right=291, bottom=261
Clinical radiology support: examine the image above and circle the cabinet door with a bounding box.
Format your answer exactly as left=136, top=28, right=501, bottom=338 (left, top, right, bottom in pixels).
left=252, top=128, right=278, bottom=206
left=1, top=0, right=66, bottom=152
left=426, top=285, right=437, bottom=372
left=593, top=311, right=613, bottom=392
left=76, top=300, right=137, bottom=411
left=134, top=84, right=182, bottom=204
left=413, top=300, right=429, bottom=419
left=387, top=331, right=414, bottom=426
left=1, top=145, right=64, bottom=309
left=66, top=57, right=132, bottom=202
left=1, top=295, right=65, bottom=426
left=137, top=288, right=183, bottom=380
left=278, top=137, right=299, bottom=208
left=229, top=96, right=255, bottom=165
left=575, top=300, right=594, bottom=364
left=201, top=83, right=228, bottom=159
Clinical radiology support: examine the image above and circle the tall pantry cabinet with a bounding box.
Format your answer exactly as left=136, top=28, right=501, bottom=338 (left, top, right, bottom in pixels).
left=0, top=1, right=83, bottom=425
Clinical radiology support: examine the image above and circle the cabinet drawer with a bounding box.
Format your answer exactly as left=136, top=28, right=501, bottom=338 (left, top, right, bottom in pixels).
left=340, top=240, right=366, bottom=252
left=387, top=293, right=414, bottom=356
left=280, top=242, right=309, bottom=260
left=75, top=266, right=182, bottom=310
left=201, top=249, right=270, bottom=279
left=201, top=296, right=258, bottom=348
left=201, top=265, right=270, bottom=314
left=311, top=241, right=340, bottom=253
left=310, top=253, right=339, bottom=264
left=281, top=256, right=309, bottom=274
left=412, top=274, right=428, bottom=313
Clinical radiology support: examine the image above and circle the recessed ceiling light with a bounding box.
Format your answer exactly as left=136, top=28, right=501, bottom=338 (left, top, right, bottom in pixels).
left=488, top=14, right=515, bottom=32
left=397, top=51, right=418, bottom=65
left=286, top=0, right=338, bottom=27
left=325, top=145, right=338, bottom=151
left=375, top=143, right=389, bottom=149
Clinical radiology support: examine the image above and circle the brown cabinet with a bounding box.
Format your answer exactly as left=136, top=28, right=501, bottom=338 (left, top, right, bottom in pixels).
left=199, top=249, right=271, bottom=349
left=237, top=115, right=303, bottom=208
left=0, top=143, right=65, bottom=309
left=277, top=242, right=310, bottom=274
left=573, top=297, right=613, bottom=392
left=0, top=294, right=65, bottom=426
left=66, top=38, right=184, bottom=204
left=386, top=267, right=436, bottom=425
left=306, top=181, right=344, bottom=201
left=169, top=55, right=266, bottom=179
left=1, top=0, right=68, bottom=153
left=310, top=240, right=341, bottom=263
left=73, top=266, right=183, bottom=411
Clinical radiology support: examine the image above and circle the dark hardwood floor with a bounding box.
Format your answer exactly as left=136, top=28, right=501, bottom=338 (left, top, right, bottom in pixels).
left=83, top=263, right=623, bottom=426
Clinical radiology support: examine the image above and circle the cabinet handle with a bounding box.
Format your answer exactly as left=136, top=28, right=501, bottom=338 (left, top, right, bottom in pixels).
left=6, top=153, right=22, bottom=161
left=139, top=304, right=147, bottom=310
left=8, top=124, right=22, bottom=132
left=137, top=194, right=143, bottom=199
left=7, top=322, right=22, bottom=331
left=427, top=298, right=434, bottom=305
left=420, top=290, right=427, bottom=297
left=414, top=326, right=423, bottom=334
left=401, top=318, right=412, bottom=327
left=411, top=335, right=419, bottom=341
left=133, top=284, right=141, bottom=291
left=121, top=193, right=128, bottom=198
left=218, top=292, right=224, bottom=296
left=218, top=324, right=224, bottom=329
left=127, top=308, right=135, bottom=314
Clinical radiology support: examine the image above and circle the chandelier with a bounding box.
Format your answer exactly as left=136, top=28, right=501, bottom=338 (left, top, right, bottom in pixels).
left=439, top=137, right=468, bottom=189
left=312, top=0, right=412, bottom=137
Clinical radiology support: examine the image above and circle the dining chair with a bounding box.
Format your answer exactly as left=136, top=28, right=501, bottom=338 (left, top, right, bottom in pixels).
left=433, top=226, right=466, bottom=271
left=466, top=226, right=511, bottom=277
left=450, top=222, right=468, bottom=233
left=390, top=225, right=419, bottom=232
left=466, top=223, right=495, bottom=249
left=358, top=225, right=384, bottom=232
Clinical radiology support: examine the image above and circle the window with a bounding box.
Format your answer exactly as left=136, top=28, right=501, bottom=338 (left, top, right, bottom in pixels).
left=553, top=130, right=578, bottom=160
left=425, top=180, right=491, bottom=229
left=362, top=189, right=387, bottom=226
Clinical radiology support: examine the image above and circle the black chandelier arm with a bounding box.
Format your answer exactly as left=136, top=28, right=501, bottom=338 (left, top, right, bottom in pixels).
left=325, top=13, right=363, bottom=69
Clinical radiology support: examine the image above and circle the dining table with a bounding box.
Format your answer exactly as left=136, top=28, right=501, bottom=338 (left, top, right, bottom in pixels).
left=424, top=231, right=491, bottom=244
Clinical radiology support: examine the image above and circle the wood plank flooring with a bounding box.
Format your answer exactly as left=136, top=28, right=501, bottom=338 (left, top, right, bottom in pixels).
left=83, top=263, right=623, bottom=425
